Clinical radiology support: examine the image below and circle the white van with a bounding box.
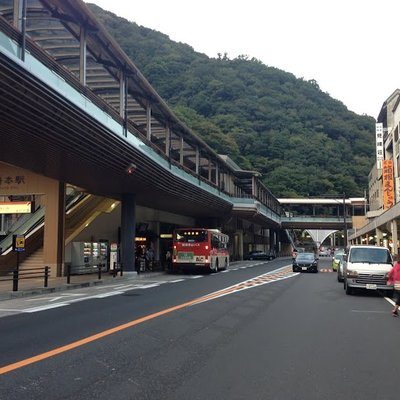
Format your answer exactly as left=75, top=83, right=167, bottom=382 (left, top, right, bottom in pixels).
left=343, top=245, right=393, bottom=295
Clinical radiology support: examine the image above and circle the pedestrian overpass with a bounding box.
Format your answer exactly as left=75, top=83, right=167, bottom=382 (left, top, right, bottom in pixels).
left=279, top=197, right=368, bottom=248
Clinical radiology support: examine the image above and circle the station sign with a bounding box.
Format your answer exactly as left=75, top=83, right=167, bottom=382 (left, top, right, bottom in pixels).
left=0, top=201, right=32, bottom=214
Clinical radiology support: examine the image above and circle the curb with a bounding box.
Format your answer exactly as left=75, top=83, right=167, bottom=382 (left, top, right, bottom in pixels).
left=0, top=280, right=106, bottom=301
left=0, top=270, right=166, bottom=302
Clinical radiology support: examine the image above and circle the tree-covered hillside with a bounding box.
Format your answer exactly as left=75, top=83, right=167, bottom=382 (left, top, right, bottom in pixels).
left=87, top=3, right=376, bottom=198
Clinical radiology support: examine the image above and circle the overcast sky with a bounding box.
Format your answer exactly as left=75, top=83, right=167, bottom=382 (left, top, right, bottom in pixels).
left=89, top=0, right=400, bottom=119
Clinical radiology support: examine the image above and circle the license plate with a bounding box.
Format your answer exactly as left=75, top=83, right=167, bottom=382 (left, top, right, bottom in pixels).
left=366, top=284, right=377, bottom=290
left=177, top=252, right=193, bottom=260
left=302, top=267, right=307, bottom=271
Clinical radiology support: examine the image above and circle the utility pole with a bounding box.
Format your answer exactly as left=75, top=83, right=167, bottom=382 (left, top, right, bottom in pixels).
left=343, top=192, right=347, bottom=247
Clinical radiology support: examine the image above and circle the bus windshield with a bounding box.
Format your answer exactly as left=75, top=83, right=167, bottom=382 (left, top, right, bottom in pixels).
left=174, top=230, right=208, bottom=243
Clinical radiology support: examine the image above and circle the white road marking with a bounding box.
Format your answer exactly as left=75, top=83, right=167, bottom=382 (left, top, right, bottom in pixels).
left=113, top=284, right=138, bottom=290
left=384, top=297, right=396, bottom=306
left=2, top=264, right=292, bottom=315
left=134, top=284, right=160, bottom=289
left=192, top=267, right=299, bottom=305
left=49, top=297, right=66, bottom=302
left=25, top=293, right=86, bottom=302
left=24, top=303, right=69, bottom=313
left=95, top=291, right=124, bottom=298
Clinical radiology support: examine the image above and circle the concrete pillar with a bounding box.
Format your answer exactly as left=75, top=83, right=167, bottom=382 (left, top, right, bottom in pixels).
left=233, top=230, right=243, bottom=261
left=121, top=193, right=136, bottom=272
left=269, top=229, right=275, bottom=252
left=79, top=26, right=87, bottom=86
left=392, top=220, right=398, bottom=256
left=43, top=181, right=65, bottom=277
left=119, top=72, right=125, bottom=119
left=151, top=221, right=161, bottom=263
left=180, top=137, right=184, bottom=165
left=146, top=105, right=152, bottom=140
left=195, top=147, right=199, bottom=175
left=376, top=228, right=383, bottom=246
left=165, top=126, right=171, bottom=156
left=13, top=0, right=23, bottom=29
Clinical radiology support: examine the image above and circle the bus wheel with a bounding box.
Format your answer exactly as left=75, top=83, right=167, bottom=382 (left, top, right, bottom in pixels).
left=223, top=258, right=228, bottom=270
left=214, top=260, right=219, bottom=272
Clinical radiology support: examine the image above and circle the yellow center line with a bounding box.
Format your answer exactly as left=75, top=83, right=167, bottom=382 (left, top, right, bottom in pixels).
left=0, top=266, right=296, bottom=375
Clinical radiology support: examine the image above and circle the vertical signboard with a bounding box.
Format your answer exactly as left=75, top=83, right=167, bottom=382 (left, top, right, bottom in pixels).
left=12, top=234, right=25, bottom=252
left=376, top=123, right=384, bottom=169
left=382, top=159, right=394, bottom=209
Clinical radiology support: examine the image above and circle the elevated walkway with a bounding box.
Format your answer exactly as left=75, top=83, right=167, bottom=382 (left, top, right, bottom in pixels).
left=279, top=197, right=366, bottom=230
left=281, top=216, right=352, bottom=230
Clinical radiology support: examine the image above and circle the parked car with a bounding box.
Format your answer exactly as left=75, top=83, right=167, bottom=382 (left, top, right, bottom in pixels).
left=343, top=245, right=393, bottom=295
left=292, top=252, right=318, bottom=273
left=332, top=250, right=345, bottom=271
left=336, top=253, right=346, bottom=282
left=244, top=250, right=275, bottom=260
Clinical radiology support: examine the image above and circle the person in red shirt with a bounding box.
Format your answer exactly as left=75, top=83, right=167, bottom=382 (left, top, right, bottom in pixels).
left=387, top=253, right=400, bottom=316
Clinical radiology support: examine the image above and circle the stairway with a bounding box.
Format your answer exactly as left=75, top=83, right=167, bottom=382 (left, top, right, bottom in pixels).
left=18, top=248, right=44, bottom=270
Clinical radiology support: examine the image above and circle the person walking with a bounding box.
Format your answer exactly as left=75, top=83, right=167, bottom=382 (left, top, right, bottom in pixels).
left=388, top=253, right=400, bottom=316
left=165, top=250, right=172, bottom=271
left=145, top=247, right=154, bottom=271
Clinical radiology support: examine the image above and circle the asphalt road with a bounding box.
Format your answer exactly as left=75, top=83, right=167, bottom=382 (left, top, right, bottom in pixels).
left=0, top=257, right=398, bottom=400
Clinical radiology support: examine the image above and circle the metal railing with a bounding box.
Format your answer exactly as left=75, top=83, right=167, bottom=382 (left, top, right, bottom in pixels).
left=0, top=266, right=50, bottom=291
left=66, top=263, right=123, bottom=284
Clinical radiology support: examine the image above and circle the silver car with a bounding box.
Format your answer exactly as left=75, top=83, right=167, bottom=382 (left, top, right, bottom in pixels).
left=336, top=253, right=346, bottom=282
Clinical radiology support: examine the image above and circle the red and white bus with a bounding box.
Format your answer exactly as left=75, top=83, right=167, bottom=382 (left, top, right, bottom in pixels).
left=172, top=228, right=229, bottom=272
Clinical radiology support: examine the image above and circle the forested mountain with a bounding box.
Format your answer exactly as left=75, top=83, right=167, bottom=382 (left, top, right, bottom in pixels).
left=87, top=3, right=376, bottom=198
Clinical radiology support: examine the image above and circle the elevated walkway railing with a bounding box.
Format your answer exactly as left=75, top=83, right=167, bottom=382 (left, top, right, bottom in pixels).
left=282, top=216, right=352, bottom=223
left=281, top=216, right=352, bottom=230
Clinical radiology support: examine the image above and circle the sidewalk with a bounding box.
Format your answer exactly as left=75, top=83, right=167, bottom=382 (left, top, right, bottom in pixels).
left=0, top=270, right=166, bottom=302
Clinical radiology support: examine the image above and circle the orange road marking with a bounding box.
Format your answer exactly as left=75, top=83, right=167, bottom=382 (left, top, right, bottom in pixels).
left=0, top=297, right=202, bottom=375
left=0, top=266, right=296, bottom=375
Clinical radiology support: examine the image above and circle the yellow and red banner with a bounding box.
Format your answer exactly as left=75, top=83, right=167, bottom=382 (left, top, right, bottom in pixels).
left=382, top=159, right=394, bottom=209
